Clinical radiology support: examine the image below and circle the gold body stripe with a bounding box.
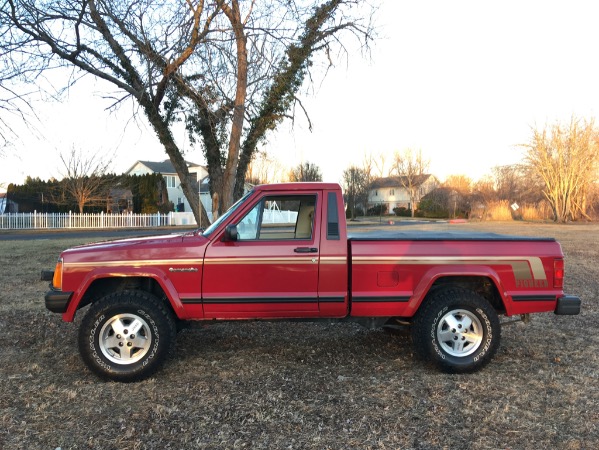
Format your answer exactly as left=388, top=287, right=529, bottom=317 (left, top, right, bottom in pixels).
left=205, top=257, right=313, bottom=265
left=352, top=256, right=546, bottom=281
left=65, top=259, right=201, bottom=268
left=320, top=256, right=346, bottom=265
left=64, top=256, right=546, bottom=282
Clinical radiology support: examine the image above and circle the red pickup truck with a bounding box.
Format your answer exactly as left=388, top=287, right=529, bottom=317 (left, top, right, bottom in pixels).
left=44, top=182, right=580, bottom=381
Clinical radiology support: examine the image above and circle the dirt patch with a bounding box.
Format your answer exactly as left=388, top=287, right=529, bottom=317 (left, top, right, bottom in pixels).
left=0, top=223, right=597, bottom=449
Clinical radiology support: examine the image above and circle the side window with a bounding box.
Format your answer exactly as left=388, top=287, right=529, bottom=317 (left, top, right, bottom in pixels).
left=165, top=176, right=177, bottom=188
left=237, top=195, right=316, bottom=241
left=237, top=201, right=261, bottom=240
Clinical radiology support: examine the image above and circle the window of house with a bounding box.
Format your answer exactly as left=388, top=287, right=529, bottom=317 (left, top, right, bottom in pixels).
left=165, top=176, right=176, bottom=188
left=390, top=189, right=395, bottom=196
left=237, top=195, right=316, bottom=240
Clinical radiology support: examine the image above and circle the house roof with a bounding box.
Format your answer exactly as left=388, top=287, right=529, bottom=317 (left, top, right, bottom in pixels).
left=128, top=159, right=205, bottom=175
left=370, top=174, right=434, bottom=189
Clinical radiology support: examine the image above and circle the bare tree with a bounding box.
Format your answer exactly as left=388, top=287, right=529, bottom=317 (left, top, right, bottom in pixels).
left=59, top=147, right=113, bottom=213
left=472, top=175, right=497, bottom=203
left=442, top=175, right=472, bottom=218
left=0, top=63, right=38, bottom=153
left=523, top=117, right=599, bottom=222
left=1, top=0, right=374, bottom=225
left=361, top=152, right=380, bottom=189
left=444, top=175, right=472, bottom=194
left=489, top=164, right=540, bottom=204
left=245, top=150, right=284, bottom=186
left=342, top=165, right=368, bottom=219
left=375, top=153, right=388, bottom=178
left=288, top=161, right=323, bottom=182
left=392, top=148, right=430, bottom=217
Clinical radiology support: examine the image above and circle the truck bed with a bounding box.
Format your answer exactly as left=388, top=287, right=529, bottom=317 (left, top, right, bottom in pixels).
left=348, top=230, right=556, bottom=242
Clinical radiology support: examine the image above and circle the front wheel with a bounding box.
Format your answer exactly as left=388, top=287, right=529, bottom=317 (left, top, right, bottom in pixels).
left=412, top=288, right=500, bottom=373
left=78, top=290, right=176, bottom=382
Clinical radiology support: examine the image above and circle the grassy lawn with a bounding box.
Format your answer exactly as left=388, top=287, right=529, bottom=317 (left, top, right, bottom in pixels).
left=0, top=222, right=597, bottom=449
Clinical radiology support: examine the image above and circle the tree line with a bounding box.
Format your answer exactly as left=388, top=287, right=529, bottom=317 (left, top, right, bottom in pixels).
left=6, top=173, right=171, bottom=214
left=446, top=118, right=599, bottom=222
left=340, top=117, right=599, bottom=222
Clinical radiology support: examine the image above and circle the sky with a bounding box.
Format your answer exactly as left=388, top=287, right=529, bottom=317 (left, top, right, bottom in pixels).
left=2, top=0, right=599, bottom=189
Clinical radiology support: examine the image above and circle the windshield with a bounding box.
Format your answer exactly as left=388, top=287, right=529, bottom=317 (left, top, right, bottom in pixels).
left=202, top=190, right=254, bottom=237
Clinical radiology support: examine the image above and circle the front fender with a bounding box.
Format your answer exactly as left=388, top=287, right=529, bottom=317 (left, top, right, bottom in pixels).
left=62, top=267, right=184, bottom=322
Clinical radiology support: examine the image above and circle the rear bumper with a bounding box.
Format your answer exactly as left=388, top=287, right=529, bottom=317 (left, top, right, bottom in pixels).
left=45, top=289, right=74, bottom=314
left=554, top=295, right=581, bottom=315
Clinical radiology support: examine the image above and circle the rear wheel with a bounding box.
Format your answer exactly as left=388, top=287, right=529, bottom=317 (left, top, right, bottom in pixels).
left=78, top=290, right=176, bottom=382
left=412, top=288, right=500, bottom=373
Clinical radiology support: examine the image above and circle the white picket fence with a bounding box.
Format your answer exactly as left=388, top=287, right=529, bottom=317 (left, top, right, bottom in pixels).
left=0, top=211, right=178, bottom=230
left=0, top=209, right=298, bottom=230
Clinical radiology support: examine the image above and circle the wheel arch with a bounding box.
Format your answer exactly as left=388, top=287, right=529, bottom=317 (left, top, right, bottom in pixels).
left=63, top=271, right=184, bottom=322
left=426, top=275, right=505, bottom=313
left=409, top=269, right=508, bottom=317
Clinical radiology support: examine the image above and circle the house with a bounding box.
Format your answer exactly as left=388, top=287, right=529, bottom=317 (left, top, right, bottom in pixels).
left=0, top=192, right=18, bottom=214
left=0, top=192, right=19, bottom=214
left=368, top=175, right=439, bottom=213
left=126, top=159, right=210, bottom=214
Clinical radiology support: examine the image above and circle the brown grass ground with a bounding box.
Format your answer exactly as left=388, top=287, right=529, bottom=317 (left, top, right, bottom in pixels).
left=0, top=222, right=597, bottom=449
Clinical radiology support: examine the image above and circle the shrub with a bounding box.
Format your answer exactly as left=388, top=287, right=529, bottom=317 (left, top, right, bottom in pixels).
left=393, top=207, right=412, bottom=217
left=520, top=202, right=553, bottom=221
left=483, top=201, right=513, bottom=221
left=367, top=204, right=388, bottom=216
left=417, top=196, right=449, bottom=219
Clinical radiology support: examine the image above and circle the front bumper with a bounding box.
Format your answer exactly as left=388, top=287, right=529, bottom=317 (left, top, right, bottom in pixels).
left=45, top=289, right=74, bottom=314
left=554, top=295, right=581, bottom=315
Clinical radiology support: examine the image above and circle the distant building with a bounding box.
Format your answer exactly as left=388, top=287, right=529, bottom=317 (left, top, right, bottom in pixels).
left=0, top=192, right=18, bottom=214
left=368, top=175, right=439, bottom=212
left=126, top=159, right=210, bottom=214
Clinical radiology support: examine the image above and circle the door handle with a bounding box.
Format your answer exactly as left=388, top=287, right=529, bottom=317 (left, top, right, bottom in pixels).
left=294, top=247, right=318, bottom=253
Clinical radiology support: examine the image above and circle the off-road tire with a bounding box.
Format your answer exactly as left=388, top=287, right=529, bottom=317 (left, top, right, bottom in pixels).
left=78, top=290, right=176, bottom=382
left=412, top=287, right=500, bottom=373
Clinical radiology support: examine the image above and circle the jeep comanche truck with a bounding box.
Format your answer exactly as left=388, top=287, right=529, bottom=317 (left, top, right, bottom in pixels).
left=43, top=182, right=581, bottom=381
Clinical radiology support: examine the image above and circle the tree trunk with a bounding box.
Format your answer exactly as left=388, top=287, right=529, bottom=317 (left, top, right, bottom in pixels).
left=221, top=1, right=248, bottom=211
left=233, top=0, right=346, bottom=201
left=142, top=98, right=210, bottom=227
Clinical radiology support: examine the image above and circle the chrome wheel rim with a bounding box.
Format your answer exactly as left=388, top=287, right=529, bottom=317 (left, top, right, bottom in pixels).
left=99, top=313, right=152, bottom=365
left=436, top=309, right=483, bottom=357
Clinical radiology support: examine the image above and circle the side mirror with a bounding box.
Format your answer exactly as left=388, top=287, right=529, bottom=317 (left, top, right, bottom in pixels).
left=224, top=224, right=238, bottom=242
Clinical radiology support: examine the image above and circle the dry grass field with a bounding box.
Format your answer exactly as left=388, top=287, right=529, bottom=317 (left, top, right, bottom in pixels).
left=0, top=221, right=597, bottom=449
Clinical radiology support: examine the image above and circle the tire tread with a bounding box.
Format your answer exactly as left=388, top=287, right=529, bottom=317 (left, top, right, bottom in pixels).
left=411, top=287, right=500, bottom=373
left=78, top=290, right=176, bottom=382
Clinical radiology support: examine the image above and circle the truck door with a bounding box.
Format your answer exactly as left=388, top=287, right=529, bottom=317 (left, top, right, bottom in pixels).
left=202, top=192, right=321, bottom=319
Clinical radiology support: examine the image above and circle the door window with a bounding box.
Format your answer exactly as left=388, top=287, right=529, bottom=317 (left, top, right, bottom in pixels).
left=237, top=195, right=316, bottom=241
